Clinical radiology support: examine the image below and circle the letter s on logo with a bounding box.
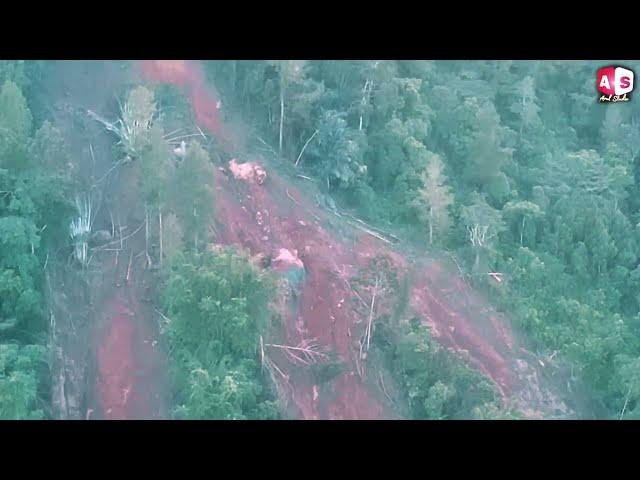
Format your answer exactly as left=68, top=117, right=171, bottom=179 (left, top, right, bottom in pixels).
left=614, top=67, right=634, bottom=95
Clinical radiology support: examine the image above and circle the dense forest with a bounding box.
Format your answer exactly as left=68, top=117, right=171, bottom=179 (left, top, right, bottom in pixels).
left=1, top=60, right=639, bottom=419
left=0, top=61, right=75, bottom=417
left=203, top=60, right=640, bottom=418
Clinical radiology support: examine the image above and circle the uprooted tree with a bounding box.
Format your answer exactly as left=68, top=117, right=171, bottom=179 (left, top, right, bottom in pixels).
left=69, top=194, right=92, bottom=266
left=88, top=85, right=157, bottom=163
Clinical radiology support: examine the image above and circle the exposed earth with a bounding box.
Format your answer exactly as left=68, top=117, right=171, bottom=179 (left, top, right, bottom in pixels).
left=47, top=60, right=576, bottom=420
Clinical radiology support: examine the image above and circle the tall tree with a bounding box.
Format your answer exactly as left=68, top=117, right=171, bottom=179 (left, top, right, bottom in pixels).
left=170, top=140, right=214, bottom=250
left=268, top=60, right=306, bottom=155
left=413, top=152, right=454, bottom=246
left=464, top=99, right=513, bottom=186
left=307, top=109, right=367, bottom=190
left=30, top=121, right=69, bottom=173
left=137, top=123, right=174, bottom=266
left=0, top=344, right=46, bottom=419
left=0, top=80, right=33, bottom=170
left=503, top=200, right=542, bottom=247
left=510, top=76, right=541, bottom=137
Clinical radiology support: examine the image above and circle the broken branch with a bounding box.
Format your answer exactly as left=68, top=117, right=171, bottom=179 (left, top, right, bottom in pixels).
left=264, top=341, right=328, bottom=365
left=195, top=124, right=207, bottom=141
left=126, top=250, right=133, bottom=282
left=620, top=386, right=633, bottom=420
left=343, top=212, right=400, bottom=242
left=163, top=128, right=184, bottom=138
left=379, top=371, right=394, bottom=404
left=365, top=276, right=379, bottom=354
left=296, top=174, right=315, bottom=182
left=285, top=188, right=300, bottom=205
left=295, top=129, right=318, bottom=167
left=350, top=221, right=393, bottom=244
left=92, top=221, right=144, bottom=251
left=255, top=135, right=276, bottom=154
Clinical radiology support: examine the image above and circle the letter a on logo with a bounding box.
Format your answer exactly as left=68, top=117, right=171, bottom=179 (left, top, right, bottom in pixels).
left=597, top=66, right=616, bottom=95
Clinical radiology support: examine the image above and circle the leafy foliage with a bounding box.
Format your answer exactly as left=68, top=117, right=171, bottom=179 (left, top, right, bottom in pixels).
left=169, top=140, right=214, bottom=249
left=0, top=80, right=33, bottom=169
left=413, top=152, right=454, bottom=245
left=4, top=60, right=640, bottom=419
left=376, top=318, right=503, bottom=419
left=160, top=249, right=280, bottom=419
left=0, top=343, right=46, bottom=419
left=205, top=59, right=640, bottom=418
left=0, top=79, right=71, bottom=418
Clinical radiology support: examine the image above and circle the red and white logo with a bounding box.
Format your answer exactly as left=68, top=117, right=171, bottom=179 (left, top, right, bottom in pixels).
left=597, top=66, right=634, bottom=102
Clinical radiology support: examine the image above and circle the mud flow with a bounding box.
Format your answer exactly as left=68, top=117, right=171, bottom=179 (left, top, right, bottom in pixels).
left=139, top=60, right=572, bottom=419
left=48, top=60, right=574, bottom=420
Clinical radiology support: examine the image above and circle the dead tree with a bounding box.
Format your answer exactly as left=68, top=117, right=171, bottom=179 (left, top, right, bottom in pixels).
left=467, top=224, right=498, bottom=270
left=265, top=339, right=328, bottom=366
left=69, top=194, right=92, bottom=266
left=159, top=205, right=163, bottom=267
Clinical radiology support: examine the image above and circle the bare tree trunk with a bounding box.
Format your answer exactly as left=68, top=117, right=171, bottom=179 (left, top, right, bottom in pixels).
left=429, top=207, right=434, bottom=246
left=520, top=97, right=525, bottom=139
left=159, top=205, right=163, bottom=267
left=521, top=215, right=525, bottom=247
left=366, top=277, right=379, bottom=353
left=145, top=204, right=149, bottom=266
left=359, top=79, right=371, bottom=131
left=193, top=206, right=198, bottom=252
left=360, top=276, right=380, bottom=361
left=126, top=249, right=133, bottom=282
left=620, top=386, right=632, bottom=420
left=279, top=80, right=285, bottom=155
left=295, top=130, right=318, bottom=167
left=231, top=60, right=237, bottom=94
left=118, top=212, right=123, bottom=250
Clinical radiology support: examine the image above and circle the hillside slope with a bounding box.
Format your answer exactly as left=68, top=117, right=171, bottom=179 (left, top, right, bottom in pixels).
left=140, top=60, right=576, bottom=419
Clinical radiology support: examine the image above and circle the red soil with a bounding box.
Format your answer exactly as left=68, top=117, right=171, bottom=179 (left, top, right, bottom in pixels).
left=137, top=60, right=564, bottom=419
left=410, top=273, right=514, bottom=398
left=91, top=140, right=168, bottom=420
left=212, top=168, right=387, bottom=418
left=140, top=60, right=237, bottom=149
left=140, top=60, right=192, bottom=88
left=98, top=296, right=134, bottom=420
left=95, top=278, right=166, bottom=420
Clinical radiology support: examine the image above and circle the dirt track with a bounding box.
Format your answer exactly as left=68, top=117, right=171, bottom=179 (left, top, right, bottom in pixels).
left=93, top=274, right=167, bottom=420
left=87, top=151, right=170, bottom=420
left=42, top=61, right=169, bottom=420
